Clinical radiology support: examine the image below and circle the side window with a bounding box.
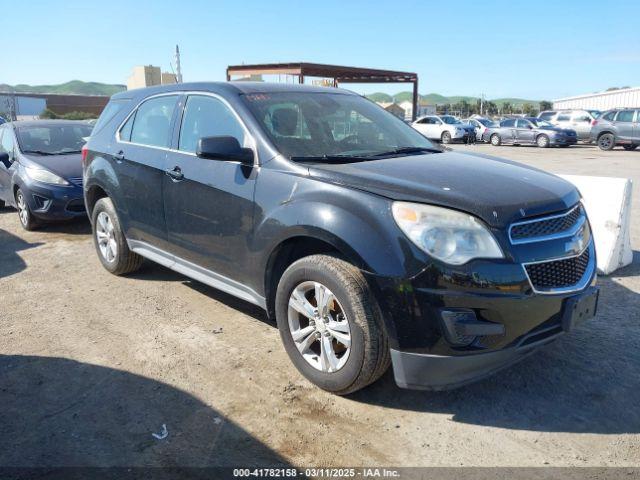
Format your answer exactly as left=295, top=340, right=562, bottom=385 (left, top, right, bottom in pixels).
left=516, top=119, right=530, bottom=128
left=556, top=113, right=571, bottom=122
left=501, top=119, right=516, bottom=127
left=539, top=112, right=555, bottom=121
left=615, top=110, right=634, bottom=123
left=93, top=99, right=128, bottom=135
left=0, top=128, right=15, bottom=159
left=129, top=95, right=178, bottom=148
left=178, top=95, right=247, bottom=153
left=119, top=112, right=136, bottom=142
left=602, top=111, right=616, bottom=121
left=572, top=112, right=591, bottom=122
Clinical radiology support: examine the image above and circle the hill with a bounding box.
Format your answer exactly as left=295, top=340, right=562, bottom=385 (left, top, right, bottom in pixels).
left=0, top=80, right=126, bottom=96
left=366, top=91, right=540, bottom=107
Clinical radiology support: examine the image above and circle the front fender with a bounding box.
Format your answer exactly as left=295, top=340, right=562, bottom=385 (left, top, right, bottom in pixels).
left=253, top=169, right=427, bottom=280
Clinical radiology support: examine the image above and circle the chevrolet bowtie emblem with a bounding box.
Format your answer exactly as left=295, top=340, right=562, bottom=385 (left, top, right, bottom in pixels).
left=565, top=228, right=586, bottom=254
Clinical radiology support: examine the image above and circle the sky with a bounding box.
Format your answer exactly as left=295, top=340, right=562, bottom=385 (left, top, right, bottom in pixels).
left=3, top=0, right=639, bottom=100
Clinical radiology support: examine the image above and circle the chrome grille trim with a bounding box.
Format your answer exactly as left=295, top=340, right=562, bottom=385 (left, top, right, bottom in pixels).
left=509, top=203, right=585, bottom=245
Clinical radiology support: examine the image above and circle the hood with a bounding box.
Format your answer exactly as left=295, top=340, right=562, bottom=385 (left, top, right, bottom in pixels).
left=21, top=153, right=83, bottom=180
left=306, top=151, right=579, bottom=229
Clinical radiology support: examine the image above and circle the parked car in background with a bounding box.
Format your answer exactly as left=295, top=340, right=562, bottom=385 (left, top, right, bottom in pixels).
left=539, top=109, right=601, bottom=142
left=463, top=117, right=498, bottom=142
left=84, top=82, right=597, bottom=394
left=0, top=116, right=6, bottom=126
left=484, top=117, right=578, bottom=148
left=0, top=120, right=91, bottom=229
left=412, top=115, right=475, bottom=143
left=591, top=108, right=639, bottom=151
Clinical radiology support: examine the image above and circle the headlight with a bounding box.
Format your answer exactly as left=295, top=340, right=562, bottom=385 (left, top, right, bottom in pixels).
left=392, top=202, right=504, bottom=265
left=24, top=166, right=69, bottom=185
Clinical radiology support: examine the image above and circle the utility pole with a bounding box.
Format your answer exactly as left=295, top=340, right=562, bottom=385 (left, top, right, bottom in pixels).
left=480, top=93, right=484, bottom=116
left=175, top=45, right=183, bottom=83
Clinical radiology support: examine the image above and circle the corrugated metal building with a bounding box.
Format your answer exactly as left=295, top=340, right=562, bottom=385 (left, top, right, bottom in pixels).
left=553, top=86, right=640, bottom=110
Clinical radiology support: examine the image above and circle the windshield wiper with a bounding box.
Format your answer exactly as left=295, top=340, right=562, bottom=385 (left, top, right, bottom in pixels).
left=290, top=154, right=372, bottom=163
left=52, top=150, right=82, bottom=154
left=368, top=146, right=442, bottom=157
left=22, top=150, right=55, bottom=156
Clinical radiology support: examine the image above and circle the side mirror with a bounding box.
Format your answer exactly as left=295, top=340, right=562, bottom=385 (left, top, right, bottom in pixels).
left=0, top=152, right=9, bottom=168
left=196, top=136, right=254, bottom=165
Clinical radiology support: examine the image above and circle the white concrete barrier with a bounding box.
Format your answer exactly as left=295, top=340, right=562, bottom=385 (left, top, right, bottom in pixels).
left=558, top=175, right=633, bottom=275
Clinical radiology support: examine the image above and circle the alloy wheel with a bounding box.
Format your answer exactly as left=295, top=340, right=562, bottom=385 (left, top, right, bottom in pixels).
left=287, top=281, right=351, bottom=373
left=96, top=211, right=118, bottom=263
left=16, top=191, right=29, bottom=226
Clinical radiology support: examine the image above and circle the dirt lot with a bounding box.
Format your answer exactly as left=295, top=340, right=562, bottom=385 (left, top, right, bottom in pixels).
left=1, top=144, right=639, bottom=470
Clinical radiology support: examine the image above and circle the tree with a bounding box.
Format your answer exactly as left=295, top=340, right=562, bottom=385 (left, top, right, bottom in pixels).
left=539, top=100, right=553, bottom=111
left=523, top=103, right=536, bottom=116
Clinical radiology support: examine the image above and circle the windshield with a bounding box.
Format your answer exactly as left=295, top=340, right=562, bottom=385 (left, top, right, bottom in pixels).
left=530, top=119, right=554, bottom=127
left=17, top=124, right=92, bottom=155
left=241, top=92, right=437, bottom=161
left=477, top=118, right=498, bottom=127
left=441, top=116, right=461, bottom=125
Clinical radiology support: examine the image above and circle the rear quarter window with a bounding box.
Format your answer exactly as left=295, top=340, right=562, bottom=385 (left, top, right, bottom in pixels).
left=92, top=99, right=130, bottom=135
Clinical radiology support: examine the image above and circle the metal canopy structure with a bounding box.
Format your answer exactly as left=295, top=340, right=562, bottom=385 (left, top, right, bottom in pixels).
left=226, top=62, right=419, bottom=120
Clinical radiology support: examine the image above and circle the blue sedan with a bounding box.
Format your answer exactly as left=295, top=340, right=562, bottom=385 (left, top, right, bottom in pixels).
left=0, top=120, right=92, bottom=230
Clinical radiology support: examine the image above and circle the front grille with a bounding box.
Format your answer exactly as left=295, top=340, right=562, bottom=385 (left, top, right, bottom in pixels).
left=525, top=247, right=590, bottom=291
left=68, top=176, right=83, bottom=187
left=510, top=204, right=583, bottom=241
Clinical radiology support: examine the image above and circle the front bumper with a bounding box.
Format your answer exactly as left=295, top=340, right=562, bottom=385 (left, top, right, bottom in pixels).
left=20, top=178, right=86, bottom=220
left=390, top=285, right=599, bottom=390
left=550, top=136, right=578, bottom=146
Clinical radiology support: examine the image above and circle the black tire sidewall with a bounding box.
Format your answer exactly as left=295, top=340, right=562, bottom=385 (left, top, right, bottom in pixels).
left=91, top=198, right=129, bottom=273
left=275, top=259, right=366, bottom=393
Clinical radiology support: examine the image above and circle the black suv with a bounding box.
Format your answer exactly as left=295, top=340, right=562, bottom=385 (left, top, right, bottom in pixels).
left=84, top=83, right=598, bottom=393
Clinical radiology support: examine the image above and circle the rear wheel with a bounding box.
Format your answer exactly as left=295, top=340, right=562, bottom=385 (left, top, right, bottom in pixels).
left=490, top=133, right=501, bottom=146
left=598, top=133, right=615, bottom=151
left=623, top=144, right=638, bottom=151
left=92, top=197, right=143, bottom=275
left=441, top=131, right=452, bottom=144
left=15, top=188, right=40, bottom=231
left=275, top=254, right=390, bottom=395
left=536, top=134, right=550, bottom=148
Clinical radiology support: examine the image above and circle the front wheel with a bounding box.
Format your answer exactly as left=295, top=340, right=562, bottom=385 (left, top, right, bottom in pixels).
left=490, top=133, right=501, bottom=146
left=92, top=197, right=143, bottom=275
left=598, top=133, right=615, bottom=151
left=15, top=188, right=40, bottom=231
left=536, top=134, right=550, bottom=148
left=275, top=254, right=390, bottom=395
left=441, top=131, right=452, bottom=144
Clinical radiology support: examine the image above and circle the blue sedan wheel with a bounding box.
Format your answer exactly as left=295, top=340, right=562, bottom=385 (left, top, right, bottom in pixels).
left=15, top=189, right=40, bottom=231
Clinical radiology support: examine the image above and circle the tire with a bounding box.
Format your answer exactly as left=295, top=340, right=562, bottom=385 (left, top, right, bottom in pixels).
left=623, top=144, right=638, bottom=151
left=15, top=188, right=40, bottom=231
left=441, top=131, right=452, bottom=144
left=0, top=199, right=5, bottom=208
left=91, top=197, right=143, bottom=275
left=275, top=254, right=390, bottom=395
left=598, top=133, right=615, bottom=151
left=536, top=134, right=550, bottom=148
left=490, top=133, right=501, bottom=146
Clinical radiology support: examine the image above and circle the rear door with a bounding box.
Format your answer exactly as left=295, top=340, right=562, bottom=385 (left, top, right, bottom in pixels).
left=162, top=93, right=258, bottom=284
left=615, top=110, right=635, bottom=141
left=113, top=94, right=180, bottom=250
left=500, top=119, right=517, bottom=142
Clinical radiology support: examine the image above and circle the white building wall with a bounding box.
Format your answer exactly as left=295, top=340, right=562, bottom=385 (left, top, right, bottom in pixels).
left=553, top=87, right=640, bottom=110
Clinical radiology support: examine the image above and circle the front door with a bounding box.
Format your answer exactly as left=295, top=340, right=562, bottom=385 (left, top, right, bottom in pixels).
left=515, top=119, right=535, bottom=144
left=570, top=112, right=593, bottom=140
left=0, top=126, right=16, bottom=204
left=113, top=94, right=180, bottom=250
left=162, top=94, right=257, bottom=284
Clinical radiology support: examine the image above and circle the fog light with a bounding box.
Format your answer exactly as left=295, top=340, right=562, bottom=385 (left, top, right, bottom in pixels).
left=440, top=309, right=505, bottom=347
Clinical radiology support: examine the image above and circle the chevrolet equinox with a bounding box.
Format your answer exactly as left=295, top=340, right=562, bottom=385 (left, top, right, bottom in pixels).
left=83, top=83, right=598, bottom=394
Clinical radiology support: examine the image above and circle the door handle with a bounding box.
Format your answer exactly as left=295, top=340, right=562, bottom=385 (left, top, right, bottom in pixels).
left=165, top=166, right=184, bottom=182
left=114, top=151, right=125, bottom=162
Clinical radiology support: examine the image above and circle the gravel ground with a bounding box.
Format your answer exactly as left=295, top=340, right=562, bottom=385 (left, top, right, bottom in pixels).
left=0, top=144, right=638, bottom=470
